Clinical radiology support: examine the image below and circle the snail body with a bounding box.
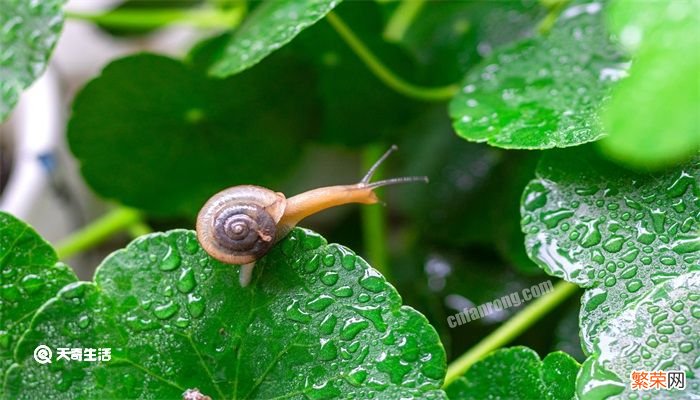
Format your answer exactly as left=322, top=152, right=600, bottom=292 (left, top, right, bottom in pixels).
left=196, top=146, right=426, bottom=286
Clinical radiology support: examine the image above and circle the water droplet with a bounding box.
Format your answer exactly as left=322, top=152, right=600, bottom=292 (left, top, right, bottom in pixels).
left=338, top=247, right=356, bottom=271
left=672, top=237, right=700, bottom=254
left=332, top=286, right=353, bottom=298
left=690, top=305, right=700, bottom=319
left=305, top=254, right=321, bottom=273
left=540, top=208, right=574, bottom=228
left=678, top=341, right=694, bottom=353
left=650, top=209, right=666, bottom=233
left=620, top=265, right=638, bottom=279
left=153, top=300, right=178, bottom=320
left=659, top=256, right=676, bottom=266
left=604, top=275, right=617, bottom=287
left=20, top=274, right=44, bottom=293
left=620, top=247, right=639, bottom=262
left=174, top=317, right=190, bottom=328
left=176, top=268, right=196, bottom=293
left=160, top=248, right=181, bottom=271
left=656, top=323, right=674, bottom=334
left=285, top=299, right=312, bottom=323
left=602, top=235, right=625, bottom=253
left=77, top=314, right=90, bottom=329
left=301, top=230, right=325, bottom=250
left=319, top=314, right=337, bottom=335
left=580, top=219, right=602, bottom=248
left=352, top=305, right=386, bottom=332
left=666, top=171, right=694, bottom=197
left=306, top=295, right=334, bottom=312
left=340, top=318, right=369, bottom=340
left=646, top=336, right=658, bottom=348
left=187, top=293, right=205, bottom=318
left=319, top=339, right=338, bottom=361
left=359, top=270, right=386, bottom=293
left=626, top=279, right=643, bottom=293
left=183, top=234, right=200, bottom=254
left=523, top=183, right=548, bottom=211
left=585, top=288, right=607, bottom=311
left=347, top=367, right=368, bottom=386
left=320, top=271, right=339, bottom=286
left=322, top=254, right=335, bottom=267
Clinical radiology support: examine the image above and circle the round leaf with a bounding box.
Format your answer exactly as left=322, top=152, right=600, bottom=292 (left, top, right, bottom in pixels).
left=68, top=53, right=318, bottom=216
left=5, top=228, right=447, bottom=399
left=521, top=147, right=700, bottom=352
left=209, top=0, right=341, bottom=77
left=445, top=346, right=579, bottom=399
left=449, top=2, right=628, bottom=149
left=577, top=271, right=700, bottom=399
left=0, top=212, right=77, bottom=381
left=0, top=0, right=66, bottom=121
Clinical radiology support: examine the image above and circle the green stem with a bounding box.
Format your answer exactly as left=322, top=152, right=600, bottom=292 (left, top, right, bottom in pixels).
left=326, top=11, right=458, bottom=102
left=127, top=221, right=153, bottom=238
left=443, top=280, right=579, bottom=386
left=66, top=5, right=245, bottom=30
left=55, top=208, right=144, bottom=260
left=537, top=0, right=569, bottom=34
left=383, top=0, right=427, bottom=43
left=360, top=145, right=391, bottom=280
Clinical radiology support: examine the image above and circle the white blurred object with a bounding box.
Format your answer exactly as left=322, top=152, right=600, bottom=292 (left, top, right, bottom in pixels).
left=0, top=68, right=62, bottom=220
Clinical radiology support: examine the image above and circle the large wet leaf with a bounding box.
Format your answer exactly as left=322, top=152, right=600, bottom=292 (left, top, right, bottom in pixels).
left=445, top=346, right=579, bottom=399
left=600, top=0, right=700, bottom=168
left=449, top=2, right=628, bottom=149
left=577, top=271, right=700, bottom=399
left=209, top=0, right=341, bottom=77
left=520, top=147, right=700, bottom=352
left=4, top=228, right=447, bottom=399
left=68, top=53, right=318, bottom=217
left=0, top=212, right=77, bottom=382
left=0, top=0, right=66, bottom=121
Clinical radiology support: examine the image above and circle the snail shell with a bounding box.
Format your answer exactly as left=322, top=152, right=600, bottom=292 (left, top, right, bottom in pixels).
left=196, top=185, right=286, bottom=265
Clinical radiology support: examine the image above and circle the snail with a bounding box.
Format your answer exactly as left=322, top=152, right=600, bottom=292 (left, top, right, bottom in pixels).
left=196, top=145, right=427, bottom=287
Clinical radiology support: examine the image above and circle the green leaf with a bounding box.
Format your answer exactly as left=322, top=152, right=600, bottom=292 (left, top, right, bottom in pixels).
left=0, top=0, right=66, bottom=121
left=5, top=228, right=447, bottom=399
left=68, top=53, right=318, bottom=217
left=444, top=346, right=579, bottom=400
left=209, top=0, right=341, bottom=77
left=577, top=271, right=700, bottom=399
left=449, top=2, right=627, bottom=149
left=600, top=0, right=700, bottom=168
left=0, top=212, right=77, bottom=382
left=520, top=147, right=700, bottom=352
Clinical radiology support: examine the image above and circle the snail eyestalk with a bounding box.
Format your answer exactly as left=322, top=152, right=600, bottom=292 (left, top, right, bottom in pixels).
left=278, top=145, right=428, bottom=233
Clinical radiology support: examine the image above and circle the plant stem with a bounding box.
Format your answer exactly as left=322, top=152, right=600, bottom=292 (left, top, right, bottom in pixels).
left=383, top=0, right=426, bottom=43
left=537, top=0, right=569, bottom=34
left=66, top=5, right=245, bottom=30
left=443, top=280, right=579, bottom=386
left=55, top=207, right=144, bottom=260
left=361, top=145, right=391, bottom=280
left=127, top=221, right=153, bottom=238
left=325, top=11, right=458, bottom=102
